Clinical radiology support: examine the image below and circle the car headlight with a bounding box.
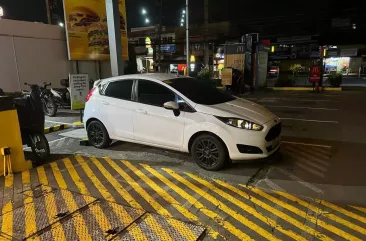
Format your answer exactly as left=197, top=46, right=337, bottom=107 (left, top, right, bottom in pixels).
left=216, top=117, right=263, bottom=131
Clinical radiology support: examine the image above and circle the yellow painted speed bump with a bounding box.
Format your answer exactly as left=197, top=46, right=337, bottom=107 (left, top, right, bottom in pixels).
left=44, top=124, right=69, bottom=134
left=72, top=121, right=84, bottom=128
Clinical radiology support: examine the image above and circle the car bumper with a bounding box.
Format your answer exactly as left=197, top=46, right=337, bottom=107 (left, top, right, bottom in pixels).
left=219, top=118, right=282, bottom=161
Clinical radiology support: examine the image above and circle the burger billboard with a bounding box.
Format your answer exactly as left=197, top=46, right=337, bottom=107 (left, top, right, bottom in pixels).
left=63, top=0, right=128, bottom=60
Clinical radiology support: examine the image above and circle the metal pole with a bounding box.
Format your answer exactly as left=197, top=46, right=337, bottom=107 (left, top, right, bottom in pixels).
left=186, top=0, right=190, bottom=76
left=204, top=0, right=209, bottom=67
left=45, top=0, right=52, bottom=24
left=106, top=0, right=124, bottom=76
left=157, top=0, right=162, bottom=71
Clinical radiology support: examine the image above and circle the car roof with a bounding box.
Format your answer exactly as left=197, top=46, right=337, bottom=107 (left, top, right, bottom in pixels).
left=99, top=73, right=186, bottom=84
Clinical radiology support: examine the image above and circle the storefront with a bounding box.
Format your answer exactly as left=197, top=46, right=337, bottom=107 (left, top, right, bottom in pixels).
left=324, top=48, right=362, bottom=75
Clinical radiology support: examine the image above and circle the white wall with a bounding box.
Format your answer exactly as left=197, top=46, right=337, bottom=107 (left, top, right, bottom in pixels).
left=0, top=19, right=111, bottom=92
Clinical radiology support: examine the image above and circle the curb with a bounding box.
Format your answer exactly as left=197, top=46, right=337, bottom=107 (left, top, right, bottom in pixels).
left=44, top=124, right=69, bottom=134
left=267, top=87, right=342, bottom=91
left=79, top=138, right=90, bottom=146
left=72, top=121, right=84, bottom=128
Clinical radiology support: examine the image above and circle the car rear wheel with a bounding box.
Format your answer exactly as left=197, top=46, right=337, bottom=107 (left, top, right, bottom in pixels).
left=87, top=120, right=111, bottom=149
left=191, top=134, right=228, bottom=171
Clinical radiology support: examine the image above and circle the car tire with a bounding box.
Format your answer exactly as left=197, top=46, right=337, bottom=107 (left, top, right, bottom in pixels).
left=191, top=134, right=229, bottom=171
left=87, top=120, right=111, bottom=149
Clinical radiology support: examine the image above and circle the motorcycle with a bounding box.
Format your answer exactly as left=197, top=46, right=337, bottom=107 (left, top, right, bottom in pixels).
left=14, top=83, right=50, bottom=163
left=42, top=78, right=95, bottom=117
left=40, top=79, right=70, bottom=117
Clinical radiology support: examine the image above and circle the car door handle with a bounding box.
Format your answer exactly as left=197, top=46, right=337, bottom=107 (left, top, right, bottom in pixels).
left=136, top=109, right=147, bottom=114
left=101, top=101, right=109, bottom=105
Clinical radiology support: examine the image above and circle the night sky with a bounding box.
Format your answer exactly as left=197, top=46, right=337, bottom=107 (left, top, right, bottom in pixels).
left=0, top=0, right=359, bottom=28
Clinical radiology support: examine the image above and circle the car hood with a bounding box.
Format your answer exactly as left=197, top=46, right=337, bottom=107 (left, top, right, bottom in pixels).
left=195, top=98, right=277, bottom=124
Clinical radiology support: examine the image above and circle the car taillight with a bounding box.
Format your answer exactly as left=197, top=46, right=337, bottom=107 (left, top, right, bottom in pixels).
left=86, top=87, right=96, bottom=102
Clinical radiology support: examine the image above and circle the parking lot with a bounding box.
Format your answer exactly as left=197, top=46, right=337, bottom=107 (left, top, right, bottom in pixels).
left=1, top=90, right=366, bottom=240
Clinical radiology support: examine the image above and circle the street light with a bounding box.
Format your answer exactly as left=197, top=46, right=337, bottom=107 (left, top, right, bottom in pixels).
left=142, top=8, right=147, bottom=15
left=58, top=22, right=64, bottom=27
left=182, top=10, right=186, bottom=14
left=145, top=18, right=150, bottom=24
left=180, top=23, right=183, bottom=27
left=181, top=18, right=184, bottom=23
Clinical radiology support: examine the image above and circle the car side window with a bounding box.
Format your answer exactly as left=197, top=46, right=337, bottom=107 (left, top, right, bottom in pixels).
left=137, top=80, right=175, bottom=107
left=104, top=80, right=133, bottom=100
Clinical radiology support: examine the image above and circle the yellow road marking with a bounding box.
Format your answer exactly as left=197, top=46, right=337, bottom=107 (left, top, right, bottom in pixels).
left=37, top=166, right=67, bottom=240
left=242, top=186, right=361, bottom=241
left=45, top=163, right=92, bottom=240
left=185, top=172, right=302, bottom=241
left=100, top=158, right=173, bottom=241
left=50, top=161, right=115, bottom=239
left=89, top=204, right=113, bottom=236
left=123, top=161, right=198, bottom=241
left=350, top=206, right=366, bottom=213
left=318, top=200, right=366, bottom=224
left=275, top=190, right=366, bottom=236
left=22, top=170, right=33, bottom=205
left=214, top=179, right=331, bottom=241
left=68, top=156, right=147, bottom=241
left=76, top=156, right=132, bottom=206
left=22, top=170, right=39, bottom=241
left=106, top=202, right=148, bottom=241
left=1, top=174, right=13, bottom=236
left=78, top=156, right=147, bottom=240
left=162, top=168, right=256, bottom=241
left=62, top=158, right=90, bottom=195
left=36, top=166, right=48, bottom=186
left=69, top=213, right=93, bottom=241
left=50, top=162, right=67, bottom=189
left=142, top=164, right=232, bottom=240
left=74, top=156, right=115, bottom=201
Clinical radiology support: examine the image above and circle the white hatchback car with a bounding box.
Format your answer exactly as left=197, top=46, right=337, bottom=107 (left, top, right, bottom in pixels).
left=84, top=74, right=281, bottom=170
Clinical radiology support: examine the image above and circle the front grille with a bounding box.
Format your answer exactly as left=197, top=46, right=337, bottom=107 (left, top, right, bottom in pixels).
left=265, top=123, right=282, bottom=142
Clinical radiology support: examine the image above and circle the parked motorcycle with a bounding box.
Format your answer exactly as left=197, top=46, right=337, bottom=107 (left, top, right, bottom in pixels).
left=14, top=83, right=50, bottom=163
left=41, top=79, right=70, bottom=117
left=42, top=78, right=95, bottom=117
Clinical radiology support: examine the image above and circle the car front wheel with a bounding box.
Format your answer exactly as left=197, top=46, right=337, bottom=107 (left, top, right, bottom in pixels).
left=87, top=120, right=111, bottom=149
left=191, top=134, right=229, bottom=171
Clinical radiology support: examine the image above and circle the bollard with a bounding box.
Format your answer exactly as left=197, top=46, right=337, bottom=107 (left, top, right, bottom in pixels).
left=0, top=109, right=32, bottom=176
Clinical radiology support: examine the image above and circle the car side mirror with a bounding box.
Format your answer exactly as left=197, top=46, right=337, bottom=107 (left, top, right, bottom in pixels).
left=164, top=101, right=180, bottom=117
left=164, top=101, right=179, bottom=110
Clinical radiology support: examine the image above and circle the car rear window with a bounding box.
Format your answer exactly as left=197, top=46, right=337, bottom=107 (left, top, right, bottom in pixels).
left=104, top=80, right=133, bottom=100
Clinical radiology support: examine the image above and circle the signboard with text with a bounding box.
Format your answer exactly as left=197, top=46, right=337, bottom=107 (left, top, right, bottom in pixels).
left=63, top=0, right=128, bottom=60
left=224, top=44, right=246, bottom=74
left=309, top=66, right=321, bottom=83
left=221, top=68, right=233, bottom=86
left=70, top=74, right=89, bottom=110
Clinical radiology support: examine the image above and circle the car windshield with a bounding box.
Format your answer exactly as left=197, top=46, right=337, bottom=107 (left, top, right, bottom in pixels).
left=164, top=78, right=235, bottom=105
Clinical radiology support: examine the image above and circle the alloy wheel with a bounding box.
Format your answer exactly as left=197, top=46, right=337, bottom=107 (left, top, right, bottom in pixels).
left=89, top=123, right=104, bottom=146
left=195, top=139, right=220, bottom=167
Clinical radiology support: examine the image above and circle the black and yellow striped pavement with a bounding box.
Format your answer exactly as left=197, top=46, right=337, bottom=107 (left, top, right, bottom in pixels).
left=0, top=155, right=365, bottom=240
left=44, top=124, right=69, bottom=134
